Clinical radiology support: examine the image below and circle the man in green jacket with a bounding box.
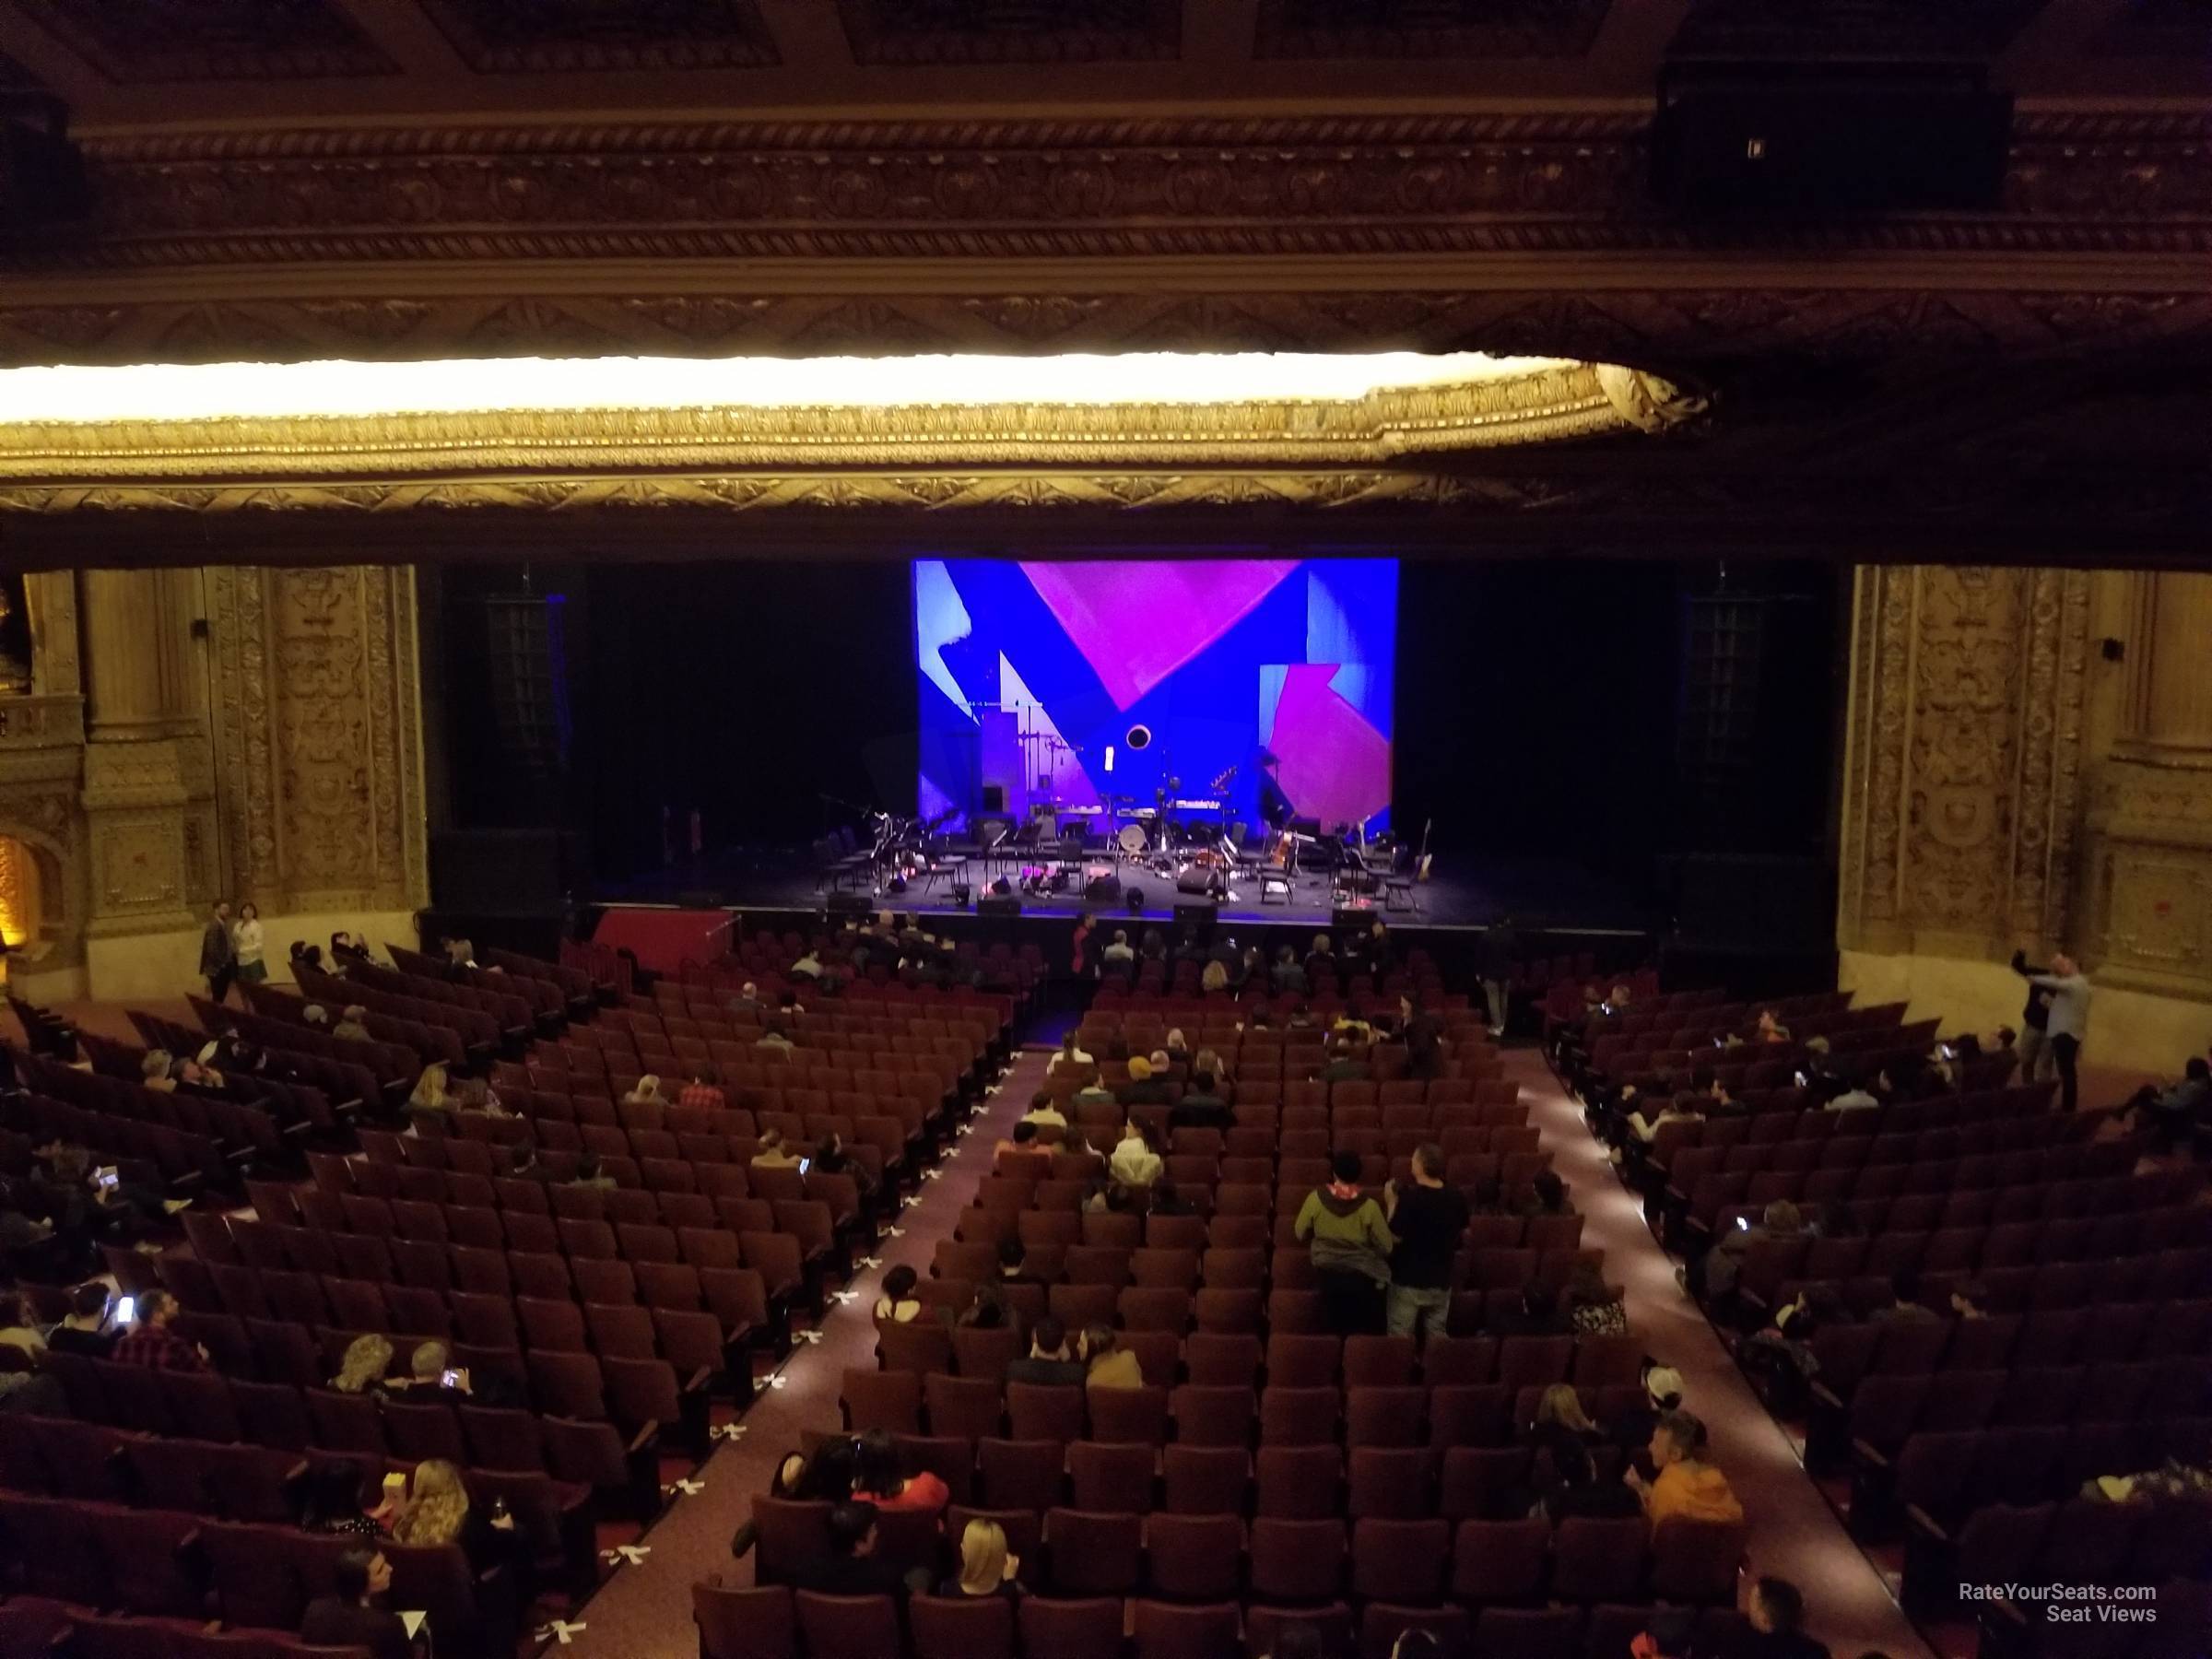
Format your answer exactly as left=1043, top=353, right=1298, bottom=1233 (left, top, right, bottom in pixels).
left=1294, top=1151, right=1394, bottom=1335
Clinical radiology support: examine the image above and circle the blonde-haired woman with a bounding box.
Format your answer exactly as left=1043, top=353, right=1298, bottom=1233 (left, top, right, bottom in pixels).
left=389, top=1458, right=513, bottom=1566
left=937, top=1517, right=1023, bottom=1600
left=331, top=1333, right=393, bottom=1395
left=408, top=1063, right=453, bottom=1112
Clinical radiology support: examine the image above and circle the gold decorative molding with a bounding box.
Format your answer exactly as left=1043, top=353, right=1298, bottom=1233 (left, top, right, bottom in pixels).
left=0, top=362, right=1700, bottom=483
left=205, top=566, right=427, bottom=916
left=1838, top=565, right=2091, bottom=961
left=15, top=110, right=2206, bottom=276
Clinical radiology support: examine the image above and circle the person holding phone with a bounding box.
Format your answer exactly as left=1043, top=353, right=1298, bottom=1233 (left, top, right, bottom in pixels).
left=45, top=1282, right=118, bottom=1358
left=396, top=1340, right=471, bottom=1406
left=109, top=1289, right=208, bottom=1372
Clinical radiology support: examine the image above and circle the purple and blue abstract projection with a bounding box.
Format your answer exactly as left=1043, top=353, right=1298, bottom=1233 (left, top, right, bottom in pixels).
left=915, top=559, right=1397, bottom=834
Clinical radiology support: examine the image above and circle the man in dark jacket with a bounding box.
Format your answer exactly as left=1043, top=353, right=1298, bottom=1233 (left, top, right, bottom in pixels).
left=792, top=1501, right=912, bottom=1596
left=199, top=900, right=237, bottom=1006
left=300, top=1547, right=409, bottom=1659
left=1475, top=916, right=1519, bottom=1036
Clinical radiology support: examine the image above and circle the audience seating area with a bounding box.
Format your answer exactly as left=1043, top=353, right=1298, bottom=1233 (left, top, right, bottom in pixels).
left=1559, top=986, right=2212, bottom=1659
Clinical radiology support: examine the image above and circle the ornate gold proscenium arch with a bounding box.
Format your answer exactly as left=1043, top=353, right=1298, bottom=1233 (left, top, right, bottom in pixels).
left=0, top=350, right=1700, bottom=509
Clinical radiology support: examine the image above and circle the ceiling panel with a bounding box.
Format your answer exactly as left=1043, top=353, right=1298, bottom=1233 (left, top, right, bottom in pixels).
left=13, top=0, right=394, bottom=81
left=1254, top=0, right=1616, bottom=60
left=1668, top=0, right=2053, bottom=59
left=417, top=0, right=780, bottom=73
left=2088, top=0, right=2212, bottom=57
left=834, top=0, right=1180, bottom=65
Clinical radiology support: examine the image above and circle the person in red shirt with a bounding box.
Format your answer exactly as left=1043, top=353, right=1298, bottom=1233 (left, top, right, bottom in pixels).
left=853, top=1429, right=948, bottom=1516
left=677, top=1072, right=725, bottom=1112
left=108, top=1289, right=207, bottom=1371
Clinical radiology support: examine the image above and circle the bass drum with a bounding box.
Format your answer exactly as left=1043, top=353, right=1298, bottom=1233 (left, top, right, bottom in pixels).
left=1116, top=823, right=1149, bottom=855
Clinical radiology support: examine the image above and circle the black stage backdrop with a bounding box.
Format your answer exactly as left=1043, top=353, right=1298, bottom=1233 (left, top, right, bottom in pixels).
left=429, top=556, right=1839, bottom=905
left=582, top=560, right=915, bottom=881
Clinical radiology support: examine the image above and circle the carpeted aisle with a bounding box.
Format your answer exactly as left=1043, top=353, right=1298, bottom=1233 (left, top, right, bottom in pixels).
left=1509, top=1051, right=1933, bottom=1659
left=555, top=1048, right=1051, bottom=1658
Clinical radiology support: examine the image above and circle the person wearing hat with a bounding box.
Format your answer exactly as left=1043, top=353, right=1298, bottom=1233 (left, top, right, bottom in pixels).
left=1608, top=1362, right=1686, bottom=1482
left=1117, top=1054, right=1170, bottom=1108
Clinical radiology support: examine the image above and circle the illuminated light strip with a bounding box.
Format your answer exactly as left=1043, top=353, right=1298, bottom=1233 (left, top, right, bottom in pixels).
left=0, top=351, right=1567, bottom=427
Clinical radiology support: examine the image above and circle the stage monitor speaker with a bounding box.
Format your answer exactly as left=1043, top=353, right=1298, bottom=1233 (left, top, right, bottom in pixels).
left=1653, top=64, right=2009, bottom=214
left=1175, top=869, right=1220, bottom=896
left=825, top=893, right=873, bottom=918
left=978, top=894, right=1022, bottom=919
left=1084, top=873, right=1123, bottom=903
left=1333, top=905, right=1373, bottom=930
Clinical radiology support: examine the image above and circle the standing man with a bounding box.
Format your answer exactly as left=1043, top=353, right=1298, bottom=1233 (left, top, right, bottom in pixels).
left=1382, top=1143, right=1467, bottom=1343
left=2011, top=950, right=2056, bottom=1084
left=2011, top=948, right=2090, bottom=1112
left=1475, top=914, right=1519, bottom=1039
left=199, top=900, right=237, bottom=1006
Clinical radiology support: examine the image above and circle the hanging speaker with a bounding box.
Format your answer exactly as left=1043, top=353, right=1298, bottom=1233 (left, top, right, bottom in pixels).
left=1124, top=724, right=1152, bottom=750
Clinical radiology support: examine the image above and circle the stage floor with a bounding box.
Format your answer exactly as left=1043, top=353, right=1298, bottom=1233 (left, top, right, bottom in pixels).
left=591, top=844, right=1661, bottom=935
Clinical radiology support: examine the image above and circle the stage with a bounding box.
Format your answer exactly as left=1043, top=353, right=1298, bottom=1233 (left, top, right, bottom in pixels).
left=586, top=841, right=1664, bottom=966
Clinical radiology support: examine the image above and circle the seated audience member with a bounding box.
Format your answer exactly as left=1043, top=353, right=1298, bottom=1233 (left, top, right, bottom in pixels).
left=794, top=1500, right=912, bottom=1596
left=399, top=1340, right=470, bottom=1406
left=775, top=1441, right=857, bottom=1505
left=1620, top=1087, right=1703, bottom=1150
left=1495, top=1282, right=1571, bottom=1339
left=622, top=1073, right=665, bottom=1107
left=390, top=1457, right=514, bottom=1567
left=569, top=1150, right=616, bottom=1189
left=1082, top=1324, right=1144, bottom=1390
left=1169, top=1071, right=1232, bottom=1131
left=1071, top=1066, right=1117, bottom=1110
left=45, top=1282, right=118, bottom=1358
left=1630, top=1609, right=1696, bottom=1659
left=300, top=1547, right=409, bottom=1659
left=1873, top=1268, right=1938, bottom=1324
left=1528, top=1383, right=1603, bottom=1465
left=1271, top=946, right=1308, bottom=995
left=1467, top=1174, right=1507, bottom=1216
left=2131, top=1055, right=2212, bottom=1146
left=407, top=1063, right=453, bottom=1112
left=751, top=1128, right=803, bottom=1171
left=505, top=1142, right=550, bottom=1183
left=958, top=1284, right=1014, bottom=1331
left=0, top=1292, right=44, bottom=1356
left=997, top=1236, right=1047, bottom=1289
left=1949, top=1280, right=1991, bottom=1321
left=1567, top=1259, right=1628, bottom=1337
left=1101, top=930, right=1136, bottom=968
left=140, top=1050, right=178, bottom=1091
left=875, top=1265, right=923, bottom=1324
left=1110, top=1121, right=1163, bottom=1188
left=1825, top=1067, right=1880, bottom=1113
left=1693, top=1199, right=1805, bottom=1303
left=994, top=1121, right=1054, bottom=1174
left=1754, top=1008, right=1792, bottom=1043
left=678, top=1072, right=725, bottom=1111
left=939, top=1516, right=1024, bottom=1600
left=854, top=1428, right=949, bottom=1514
left=1517, top=1169, right=1569, bottom=1218
left=2081, top=1455, right=2212, bottom=1504
left=1538, top=1441, right=1644, bottom=1523
left=1740, top=1306, right=1823, bottom=1414
left=1295, top=1151, right=1394, bottom=1336
left=331, top=1333, right=394, bottom=1394
left=1608, top=1365, right=1686, bottom=1480
left=110, top=1290, right=206, bottom=1371
left=1320, top=1037, right=1367, bottom=1084
left=1629, top=1411, right=1744, bottom=1530
left=756, top=1022, right=795, bottom=1053
left=1020, top=1090, right=1067, bottom=1130
left=1118, top=1055, right=1171, bottom=1108
left=1194, top=1045, right=1232, bottom=1085
left=333, top=1006, right=374, bottom=1043
left=1200, top=959, right=1230, bottom=994
left=1741, top=1576, right=1832, bottom=1659
left=1049, top=1032, right=1093, bottom=1075
left=300, top=1462, right=386, bottom=1538
left=1007, top=1314, right=1088, bottom=1387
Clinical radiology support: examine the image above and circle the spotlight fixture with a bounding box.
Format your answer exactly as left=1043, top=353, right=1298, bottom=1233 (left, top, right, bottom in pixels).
left=1124, top=724, right=1152, bottom=751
